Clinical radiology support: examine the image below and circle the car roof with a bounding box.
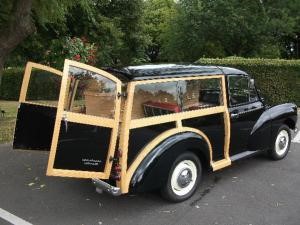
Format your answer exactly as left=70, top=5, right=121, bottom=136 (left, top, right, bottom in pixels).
left=104, top=64, right=248, bottom=81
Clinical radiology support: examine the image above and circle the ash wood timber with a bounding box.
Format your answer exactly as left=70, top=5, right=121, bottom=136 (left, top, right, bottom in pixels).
left=221, top=75, right=231, bottom=161
left=130, top=106, right=226, bottom=129
left=47, top=60, right=70, bottom=177
left=118, top=82, right=135, bottom=192
left=65, top=112, right=115, bottom=128
left=49, top=169, right=107, bottom=179
left=211, top=159, right=231, bottom=171
left=20, top=101, right=58, bottom=108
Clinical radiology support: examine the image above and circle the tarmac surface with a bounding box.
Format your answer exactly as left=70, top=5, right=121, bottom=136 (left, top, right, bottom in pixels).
left=0, top=119, right=299, bottom=225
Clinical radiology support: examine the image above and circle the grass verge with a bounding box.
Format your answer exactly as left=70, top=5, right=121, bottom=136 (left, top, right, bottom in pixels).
left=0, top=101, right=18, bottom=143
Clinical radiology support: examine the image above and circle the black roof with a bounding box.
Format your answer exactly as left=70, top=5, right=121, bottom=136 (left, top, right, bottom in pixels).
left=105, top=64, right=248, bottom=81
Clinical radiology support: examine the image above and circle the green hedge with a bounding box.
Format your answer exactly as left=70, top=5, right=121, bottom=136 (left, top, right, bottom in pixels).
left=196, top=58, right=300, bottom=106
left=0, top=68, right=24, bottom=100
left=1, top=59, right=300, bottom=106
left=0, top=68, right=60, bottom=101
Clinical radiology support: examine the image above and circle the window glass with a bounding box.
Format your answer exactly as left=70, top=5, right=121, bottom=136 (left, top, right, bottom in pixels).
left=26, top=69, right=61, bottom=106
left=65, top=66, right=116, bottom=118
left=228, top=76, right=258, bottom=105
left=131, top=78, right=223, bottom=119
left=180, top=78, right=223, bottom=111
left=132, top=81, right=179, bottom=119
left=249, top=81, right=259, bottom=102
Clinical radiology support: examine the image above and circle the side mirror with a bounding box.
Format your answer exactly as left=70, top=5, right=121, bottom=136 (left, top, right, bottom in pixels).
left=257, top=89, right=265, bottom=104
left=249, top=78, right=255, bottom=89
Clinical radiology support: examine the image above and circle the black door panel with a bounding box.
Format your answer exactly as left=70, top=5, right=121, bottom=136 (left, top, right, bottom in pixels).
left=13, top=103, right=56, bottom=151
left=229, top=101, right=265, bottom=155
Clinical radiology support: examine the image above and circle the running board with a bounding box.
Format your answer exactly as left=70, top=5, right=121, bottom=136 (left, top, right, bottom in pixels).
left=230, top=150, right=260, bottom=162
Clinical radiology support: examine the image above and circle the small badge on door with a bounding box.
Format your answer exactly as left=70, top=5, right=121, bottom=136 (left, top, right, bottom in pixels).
left=82, top=158, right=102, bottom=166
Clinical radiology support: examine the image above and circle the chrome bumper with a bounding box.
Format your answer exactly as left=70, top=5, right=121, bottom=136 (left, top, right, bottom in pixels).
left=91, top=178, right=121, bottom=196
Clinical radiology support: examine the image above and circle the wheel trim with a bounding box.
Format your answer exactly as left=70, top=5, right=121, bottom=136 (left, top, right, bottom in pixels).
left=275, top=130, right=289, bottom=156
left=170, top=160, right=197, bottom=196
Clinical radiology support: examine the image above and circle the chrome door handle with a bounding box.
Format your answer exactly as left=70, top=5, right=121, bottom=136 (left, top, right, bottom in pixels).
left=231, top=113, right=239, bottom=119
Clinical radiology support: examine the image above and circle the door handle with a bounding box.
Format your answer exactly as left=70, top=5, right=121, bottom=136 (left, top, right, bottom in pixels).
left=231, top=112, right=239, bottom=119
left=62, top=113, right=68, bottom=132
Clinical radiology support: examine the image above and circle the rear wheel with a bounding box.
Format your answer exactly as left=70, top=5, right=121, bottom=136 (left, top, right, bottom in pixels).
left=268, top=125, right=291, bottom=160
left=161, top=152, right=201, bottom=202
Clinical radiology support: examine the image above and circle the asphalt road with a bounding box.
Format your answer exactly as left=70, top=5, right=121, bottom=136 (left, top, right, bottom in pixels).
left=0, top=122, right=299, bottom=225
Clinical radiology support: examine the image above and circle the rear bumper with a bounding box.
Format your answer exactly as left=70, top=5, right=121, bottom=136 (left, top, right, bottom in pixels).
left=92, top=179, right=121, bottom=196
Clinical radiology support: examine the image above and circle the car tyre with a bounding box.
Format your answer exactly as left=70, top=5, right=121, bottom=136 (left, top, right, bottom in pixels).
left=161, top=152, right=201, bottom=202
left=268, top=125, right=291, bottom=160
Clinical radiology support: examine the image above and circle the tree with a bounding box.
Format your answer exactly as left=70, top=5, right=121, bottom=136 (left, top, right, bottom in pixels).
left=158, top=0, right=299, bottom=61
left=3, top=0, right=147, bottom=69
left=0, top=0, right=90, bottom=86
left=143, top=0, right=176, bottom=62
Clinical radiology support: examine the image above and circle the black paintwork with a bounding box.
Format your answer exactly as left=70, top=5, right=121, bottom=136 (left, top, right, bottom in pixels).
left=257, top=103, right=297, bottom=147
left=229, top=102, right=297, bottom=155
left=105, top=64, right=247, bottom=81
left=130, top=132, right=209, bottom=192
left=229, top=101, right=266, bottom=155
left=13, top=103, right=56, bottom=151
left=53, top=122, right=111, bottom=172
left=127, top=122, right=176, bottom=166
left=182, top=114, right=225, bottom=161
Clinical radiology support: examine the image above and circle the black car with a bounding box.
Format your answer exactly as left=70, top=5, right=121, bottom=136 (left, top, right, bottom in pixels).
left=14, top=60, right=298, bottom=202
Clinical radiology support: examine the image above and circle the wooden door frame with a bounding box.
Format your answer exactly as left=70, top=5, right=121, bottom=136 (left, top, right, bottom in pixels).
left=46, top=59, right=122, bottom=179
left=19, top=62, right=62, bottom=107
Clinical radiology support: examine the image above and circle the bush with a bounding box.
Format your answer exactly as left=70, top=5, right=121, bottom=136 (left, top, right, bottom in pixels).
left=196, top=58, right=300, bottom=106
left=0, top=68, right=61, bottom=101
left=1, top=59, right=300, bottom=106
left=0, top=68, right=24, bottom=100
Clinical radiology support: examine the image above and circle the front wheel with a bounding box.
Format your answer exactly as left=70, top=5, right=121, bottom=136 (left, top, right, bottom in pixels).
left=268, top=125, right=291, bottom=160
left=161, top=152, right=201, bottom=202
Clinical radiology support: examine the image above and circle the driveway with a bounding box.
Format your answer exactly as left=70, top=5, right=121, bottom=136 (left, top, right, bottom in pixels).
left=0, top=120, right=299, bottom=225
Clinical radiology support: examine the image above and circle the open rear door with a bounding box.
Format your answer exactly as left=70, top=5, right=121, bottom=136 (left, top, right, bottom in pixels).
left=13, top=62, right=62, bottom=150
left=46, top=60, right=122, bottom=179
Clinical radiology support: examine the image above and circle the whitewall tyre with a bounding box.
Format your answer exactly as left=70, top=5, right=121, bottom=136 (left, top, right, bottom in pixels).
left=268, top=125, right=291, bottom=160
left=161, top=152, right=201, bottom=202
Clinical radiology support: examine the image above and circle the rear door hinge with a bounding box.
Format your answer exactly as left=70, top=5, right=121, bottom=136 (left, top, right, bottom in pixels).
left=117, top=92, right=127, bottom=99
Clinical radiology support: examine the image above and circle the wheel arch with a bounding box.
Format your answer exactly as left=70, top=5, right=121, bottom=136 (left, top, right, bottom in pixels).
left=284, top=117, right=296, bottom=130
left=125, top=127, right=212, bottom=193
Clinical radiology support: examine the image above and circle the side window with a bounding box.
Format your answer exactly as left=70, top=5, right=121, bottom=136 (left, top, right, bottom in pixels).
left=249, top=80, right=259, bottom=102
left=181, top=78, right=223, bottom=111
left=132, top=81, right=179, bottom=119
left=228, top=75, right=258, bottom=106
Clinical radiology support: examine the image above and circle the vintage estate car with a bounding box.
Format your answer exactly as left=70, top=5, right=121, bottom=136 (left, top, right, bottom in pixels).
left=13, top=60, right=298, bottom=202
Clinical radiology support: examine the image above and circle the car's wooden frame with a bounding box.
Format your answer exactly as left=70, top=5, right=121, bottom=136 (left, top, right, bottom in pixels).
left=18, top=60, right=232, bottom=194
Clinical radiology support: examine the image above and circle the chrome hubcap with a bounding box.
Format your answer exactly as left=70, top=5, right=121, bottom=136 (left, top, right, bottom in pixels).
left=177, top=168, right=192, bottom=188
left=278, top=137, right=287, bottom=150
left=275, top=130, right=289, bottom=156
left=171, top=160, right=197, bottom=196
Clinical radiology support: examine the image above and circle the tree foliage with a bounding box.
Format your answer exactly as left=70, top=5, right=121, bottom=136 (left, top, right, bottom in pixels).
left=1, top=0, right=300, bottom=75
